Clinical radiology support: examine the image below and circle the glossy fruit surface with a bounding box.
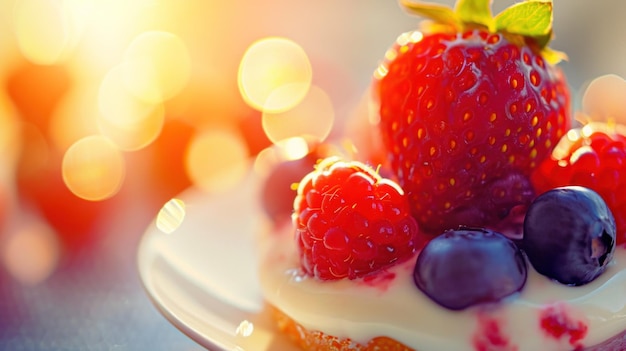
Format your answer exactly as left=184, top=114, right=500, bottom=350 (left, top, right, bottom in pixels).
left=374, top=1, right=570, bottom=235
left=413, top=227, right=527, bottom=310
left=532, top=122, right=626, bottom=245
left=522, top=186, right=616, bottom=285
left=293, top=157, right=420, bottom=280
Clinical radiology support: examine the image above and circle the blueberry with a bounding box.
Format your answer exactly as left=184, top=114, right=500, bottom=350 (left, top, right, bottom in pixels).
left=413, top=227, right=527, bottom=310
left=522, top=186, right=616, bottom=286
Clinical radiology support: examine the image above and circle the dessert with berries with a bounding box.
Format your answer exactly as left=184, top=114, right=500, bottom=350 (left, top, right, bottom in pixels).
left=257, top=0, right=626, bottom=350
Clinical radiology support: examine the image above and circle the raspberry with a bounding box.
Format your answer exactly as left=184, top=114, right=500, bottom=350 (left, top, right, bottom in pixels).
left=531, top=122, right=626, bottom=245
left=293, top=157, right=420, bottom=280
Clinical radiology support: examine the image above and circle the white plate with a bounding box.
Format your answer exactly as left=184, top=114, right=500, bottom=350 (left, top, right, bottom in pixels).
left=137, top=171, right=298, bottom=351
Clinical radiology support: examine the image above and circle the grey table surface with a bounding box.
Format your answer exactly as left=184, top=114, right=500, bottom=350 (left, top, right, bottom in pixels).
left=0, top=210, right=206, bottom=351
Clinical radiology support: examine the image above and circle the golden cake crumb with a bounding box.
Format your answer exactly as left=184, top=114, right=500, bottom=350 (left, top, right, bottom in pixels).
left=271, top=306, right=415, bottom=351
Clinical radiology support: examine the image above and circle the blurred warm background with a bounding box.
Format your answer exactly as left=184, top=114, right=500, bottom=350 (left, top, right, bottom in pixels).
left=0, top=0, right=625, bottom=350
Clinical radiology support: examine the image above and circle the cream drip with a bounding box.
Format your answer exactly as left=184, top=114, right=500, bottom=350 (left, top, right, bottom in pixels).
left=259, top=225, right=626, bottom=351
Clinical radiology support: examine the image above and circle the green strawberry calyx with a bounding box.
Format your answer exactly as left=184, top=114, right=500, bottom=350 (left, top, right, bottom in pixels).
left=400, top=0, right=566, bottom=64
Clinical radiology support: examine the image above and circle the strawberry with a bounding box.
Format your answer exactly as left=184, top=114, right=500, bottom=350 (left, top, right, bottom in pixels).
left=293, top=157, right=420, bottom=280
left=531, top=122, right=626, bottom=245
left=373, top=0, right=571, bottom=234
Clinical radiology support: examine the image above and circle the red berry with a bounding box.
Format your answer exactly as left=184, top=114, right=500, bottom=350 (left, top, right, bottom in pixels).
left=532, top=122, right=626, bottom=245
left=293, top=157, right=420, bottom=280
left=374, top=26, right=570, bottom=234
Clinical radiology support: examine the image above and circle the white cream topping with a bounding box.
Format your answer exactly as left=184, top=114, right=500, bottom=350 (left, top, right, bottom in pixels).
left=258, top=225, right=626, bottom=351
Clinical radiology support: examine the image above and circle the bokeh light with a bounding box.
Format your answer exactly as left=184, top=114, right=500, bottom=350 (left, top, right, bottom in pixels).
left=2, top=221, right=60, bottom=286
left=235, top=320, right=254, bottom=338
left=97, top=64, right=165, bottom=151
left=253, top=137, right=311, bottom=177
left=62, top=135, right=126, bottom=201
left=253, top=147, right=280, bottom=177
left=98, top=108, right=164, bottom=152
left=238, top=37, right=312, bottom=113
left=49, top=82, right=100, bottom=151
left=121, top=31, right=191, bottom=104
left=581, top=74, right=626, bottom=124
left=185, top=129, right=249, bottom=193
left=274, top=137, right=311, bottom=161
left=13, top=0, right=76, bottom=65
left=0, top=93, right=20, bottom=173
left=261, top=85, right=334, bottom=144
left=156, top=198, right=186, bottom=234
